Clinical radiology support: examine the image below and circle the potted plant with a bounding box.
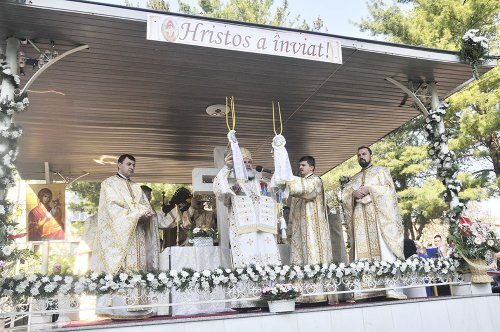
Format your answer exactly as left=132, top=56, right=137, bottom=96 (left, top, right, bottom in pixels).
left=448, top=216, right=499, bottom=283
left=261, top=283, right=301, bottom=313
left=188, top=225, right=216, bottom=247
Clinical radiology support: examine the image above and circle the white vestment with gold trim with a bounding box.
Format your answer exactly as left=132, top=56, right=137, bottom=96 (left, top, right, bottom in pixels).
left=213, top=166, right=281, bottom=267
left=342, top=165, right=406, bottom=300
left=90, top=175, right=154, bottom=319
left=289, top=174, right=335, bottom=304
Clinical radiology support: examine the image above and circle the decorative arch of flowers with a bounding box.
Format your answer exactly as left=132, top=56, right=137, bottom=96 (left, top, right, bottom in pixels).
left=0, top=54, right=30, bottom=269
left=422, top=29, right=495, bottom=261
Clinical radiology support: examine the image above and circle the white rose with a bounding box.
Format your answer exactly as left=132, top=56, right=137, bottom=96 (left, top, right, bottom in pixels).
left=2, top=245, right=14, bottom=256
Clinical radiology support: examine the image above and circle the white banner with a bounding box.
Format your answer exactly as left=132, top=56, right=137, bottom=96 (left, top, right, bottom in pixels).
left=147, top=14, right=342, bottom=64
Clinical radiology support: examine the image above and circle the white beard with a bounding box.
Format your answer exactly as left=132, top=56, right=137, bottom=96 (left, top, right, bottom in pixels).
left=247, top=169, right=256, bottom=179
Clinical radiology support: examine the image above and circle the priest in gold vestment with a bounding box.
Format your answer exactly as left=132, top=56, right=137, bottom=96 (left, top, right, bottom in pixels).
left=342, top=146, right=406, bottom=300
left=288, top=156, right=335, bottom=304
left=90, top=154, right=155, bottom=319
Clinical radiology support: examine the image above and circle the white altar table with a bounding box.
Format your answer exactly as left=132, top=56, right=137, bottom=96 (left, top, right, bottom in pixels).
left=159, top=246, right=232, bottom=316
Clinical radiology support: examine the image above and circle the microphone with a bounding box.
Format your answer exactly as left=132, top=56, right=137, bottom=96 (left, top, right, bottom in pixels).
left=256, top=165, right=274, bottom=174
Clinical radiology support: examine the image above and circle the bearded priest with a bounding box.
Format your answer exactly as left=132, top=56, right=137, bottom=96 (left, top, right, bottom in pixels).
left=213, top=147, right=281, bottom=308
left=342, top=146, right=406, bottom=301
left=213, top=147, right=281, bottom=268
left=90, top=154, right=156, bottom=319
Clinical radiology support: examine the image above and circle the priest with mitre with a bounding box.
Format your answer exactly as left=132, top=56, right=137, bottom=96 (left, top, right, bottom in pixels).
left=213, top=146, right=281, bottom=268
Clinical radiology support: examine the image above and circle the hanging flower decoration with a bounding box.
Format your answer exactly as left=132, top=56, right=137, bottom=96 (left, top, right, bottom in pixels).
left=0, top=54, right=30, bottom=269
left=459, top=29, right=489, bottom=80
left=0, top=257, right=459, bottom=301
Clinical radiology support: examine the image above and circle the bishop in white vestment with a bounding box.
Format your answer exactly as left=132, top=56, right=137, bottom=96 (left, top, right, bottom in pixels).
left=213, top=148, right=281, bottom=268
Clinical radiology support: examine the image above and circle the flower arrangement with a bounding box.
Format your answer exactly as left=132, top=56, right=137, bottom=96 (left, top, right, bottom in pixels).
left=448, top=216, right=499, bottom=260
left=261, top=283, right=301, bottom=301
left=459, top=29, right=489, bottom=79
left=189, top=225, right=216, bottom=239
left=0, top=257, right=459, bottom=300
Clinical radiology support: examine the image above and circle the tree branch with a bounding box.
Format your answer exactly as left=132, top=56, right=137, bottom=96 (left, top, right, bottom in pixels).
left=472, top=169, right=495, bottom=176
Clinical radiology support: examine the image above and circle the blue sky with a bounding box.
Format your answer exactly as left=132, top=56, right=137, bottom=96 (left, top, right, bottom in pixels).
left=96, top=0, right=376, bottom=39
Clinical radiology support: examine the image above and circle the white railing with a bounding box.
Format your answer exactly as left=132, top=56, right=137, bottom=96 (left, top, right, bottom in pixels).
left=1, top=272, right=465, bottom=331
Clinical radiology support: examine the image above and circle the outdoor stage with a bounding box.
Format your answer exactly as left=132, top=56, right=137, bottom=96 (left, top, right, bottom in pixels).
left=32, top=294, right=500, bottom=332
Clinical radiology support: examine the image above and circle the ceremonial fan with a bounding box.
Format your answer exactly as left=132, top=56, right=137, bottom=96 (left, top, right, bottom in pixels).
left=271, top=101, right=294, bottom=240
left=225, top=96, right=247, bottom=183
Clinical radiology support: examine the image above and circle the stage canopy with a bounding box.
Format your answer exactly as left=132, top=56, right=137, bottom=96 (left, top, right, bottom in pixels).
left=0, top=0, right=496, bottom=183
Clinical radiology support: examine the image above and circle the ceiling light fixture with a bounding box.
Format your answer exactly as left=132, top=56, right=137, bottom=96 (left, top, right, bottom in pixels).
left=206, top=104, right=227, bottom=117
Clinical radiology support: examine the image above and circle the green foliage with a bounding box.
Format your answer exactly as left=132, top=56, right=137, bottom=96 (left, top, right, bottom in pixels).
left=141, top=0, right=327, bottom=31
left=328, top=0, right=500, bottom=239
left=68, top=181, right=191, bottom=214
left=68, top=182, right=101, bottom=215
left=322, top=156, right=359, bottom=207
left=356, top=0, right=499, bottom=51
left=397, top=178, right=447, bottom=219
left=142, top=183, right=192, bottom=211
left=447, top=67, right=500, bottom=184
left=126, top=0, right=170, bottom=10
left=147, top=0, right=170, bottom=11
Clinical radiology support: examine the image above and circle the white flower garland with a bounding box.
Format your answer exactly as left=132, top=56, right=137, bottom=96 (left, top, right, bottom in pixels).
left=423, top=102, right=465, bottom=224
left=0, top=257, right=459, bottom=300
left=0, top=54, right=29, bottom=266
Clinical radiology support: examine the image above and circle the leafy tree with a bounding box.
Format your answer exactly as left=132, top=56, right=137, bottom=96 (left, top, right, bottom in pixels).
left=125, top=0, right=170, bottom=10
left=141, top=183, right=192, bottom=211
left=133, top=0, right=325, bottom=31
left=323, top=0, right=499, bottom=240
left=68, top=182, right=101, bottom=216
left=355, top=0, right=499, bottom=51
left=67, top=181, right=191, bottom=215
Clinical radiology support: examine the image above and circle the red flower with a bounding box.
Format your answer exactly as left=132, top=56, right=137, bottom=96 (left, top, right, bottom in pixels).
left=459, top=216, right=472, bottom=225
left=8, top=232, right=27, bottom=239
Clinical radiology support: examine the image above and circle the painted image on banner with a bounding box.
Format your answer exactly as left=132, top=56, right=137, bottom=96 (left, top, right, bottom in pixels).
left=147, top=14, right=342, bottom=64
left=26, top=184, right=66, bottom=241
